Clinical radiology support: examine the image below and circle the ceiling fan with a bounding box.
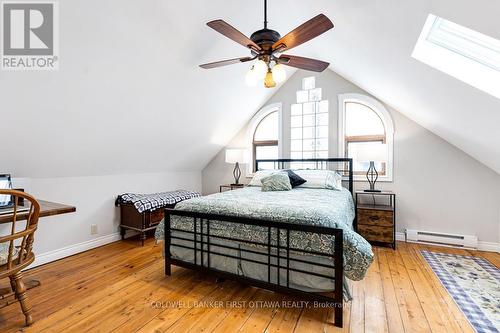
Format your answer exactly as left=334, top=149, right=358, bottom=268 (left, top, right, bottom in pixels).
left=199, top=0, right=334, bottom=88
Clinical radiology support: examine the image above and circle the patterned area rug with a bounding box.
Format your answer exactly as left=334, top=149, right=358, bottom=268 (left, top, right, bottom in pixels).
left=421, top=250, right=500, bottom=333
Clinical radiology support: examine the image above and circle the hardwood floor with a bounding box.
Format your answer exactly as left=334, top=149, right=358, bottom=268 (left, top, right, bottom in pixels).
left=0, top=239, right=498, bottom=332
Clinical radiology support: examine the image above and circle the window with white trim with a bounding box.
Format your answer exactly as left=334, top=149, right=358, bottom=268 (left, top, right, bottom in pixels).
left=338, top=94, right=394, bottom=181
left=246, top=103, right=283, bottom=173
left=412, top=14, right=500, bottom=99
left=290, top=77, right=329, bottom=169
left=253, top=111, right=279, bottom=171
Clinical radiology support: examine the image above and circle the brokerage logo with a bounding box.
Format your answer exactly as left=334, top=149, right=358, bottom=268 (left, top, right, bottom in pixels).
left=1, top=1, right=58, bottom=70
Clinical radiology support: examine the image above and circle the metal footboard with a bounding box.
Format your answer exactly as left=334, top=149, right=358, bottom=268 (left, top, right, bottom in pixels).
left=164, top=209, right=345, bottom=327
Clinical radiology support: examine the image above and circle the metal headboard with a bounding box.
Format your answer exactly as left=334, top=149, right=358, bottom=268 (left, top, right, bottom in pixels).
left=255, top=158, right=354, bottom=195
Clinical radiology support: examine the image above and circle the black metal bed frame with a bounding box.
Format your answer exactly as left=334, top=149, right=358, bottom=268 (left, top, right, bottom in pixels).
left=164, top=158, right=354, bottom=328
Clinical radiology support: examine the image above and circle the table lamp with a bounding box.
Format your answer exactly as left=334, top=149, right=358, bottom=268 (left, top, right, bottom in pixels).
left=225, top=149, right=247, bottom=185
left=351, top=143, right=388, bottom=192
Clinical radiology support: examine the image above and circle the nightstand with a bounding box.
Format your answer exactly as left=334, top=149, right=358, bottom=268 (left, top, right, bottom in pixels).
left=219, top=184, right=245, bottom=192
left=355, top=191, right=396, bottom=249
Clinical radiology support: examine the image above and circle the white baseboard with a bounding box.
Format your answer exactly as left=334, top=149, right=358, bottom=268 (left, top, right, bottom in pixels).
left=395, top=231, right=499, bottom=253
left=26, top=228, right=500, bottom=270
left=30, top=233, right=122, bottom=269
left=396, top=231, right=406, bottom=242
left=477, top=241, right=500, bottom=253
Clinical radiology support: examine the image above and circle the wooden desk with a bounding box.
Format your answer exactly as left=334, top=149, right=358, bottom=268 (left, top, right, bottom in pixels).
left=0, top=200, right=76, bottom=297
left=0, top=200, right=76, bottom=224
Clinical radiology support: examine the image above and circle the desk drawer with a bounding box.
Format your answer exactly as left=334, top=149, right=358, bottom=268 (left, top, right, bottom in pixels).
left=358, top=209, right=393, bottom=227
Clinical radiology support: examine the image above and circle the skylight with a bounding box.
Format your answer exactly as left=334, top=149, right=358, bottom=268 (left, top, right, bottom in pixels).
left=412, top=14, right=500, bottom=99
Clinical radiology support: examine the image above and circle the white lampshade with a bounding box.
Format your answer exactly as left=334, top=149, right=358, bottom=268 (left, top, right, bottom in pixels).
left=272, top=64, right=286, bottom=83
left=253, top=60, right=268, bottom=79
left=351, top=144, right=388, bottom=162
left=225, top=149, right=247, bottom=164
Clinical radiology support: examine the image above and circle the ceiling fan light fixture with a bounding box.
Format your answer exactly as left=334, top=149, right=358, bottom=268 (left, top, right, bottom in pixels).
left=199, top=0, right=333, bottom=88
left=254, top=59, right=269, bottom=79
left=272, top=63, right=286, bottom=83
left=264, top=69, right=276, bottom=88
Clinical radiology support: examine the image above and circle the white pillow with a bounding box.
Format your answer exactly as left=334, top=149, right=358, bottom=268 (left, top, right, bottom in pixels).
left=248, top=170, right=278, bottom=187
left=293, top=169, right=343, bottom=190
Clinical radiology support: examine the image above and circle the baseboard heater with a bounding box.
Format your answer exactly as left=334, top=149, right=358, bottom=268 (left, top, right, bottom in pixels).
left=406, top=229, right=478, bottom=249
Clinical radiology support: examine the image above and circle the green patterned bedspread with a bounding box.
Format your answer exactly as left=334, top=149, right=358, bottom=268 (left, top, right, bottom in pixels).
left=155, top=187, right=373, bottom=282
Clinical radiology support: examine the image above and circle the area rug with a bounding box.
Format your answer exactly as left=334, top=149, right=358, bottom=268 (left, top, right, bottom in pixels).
left=421, top=250, right=500, bottom=333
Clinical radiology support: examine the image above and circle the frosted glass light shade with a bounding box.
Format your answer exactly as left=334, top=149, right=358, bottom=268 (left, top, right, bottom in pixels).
left=253, top=60, right=268, bottom=79
left=225, top=149, right=247, bottom=164
left=272, top=64, right=286, bottom=83
left=351, top=143, right=388, bottom=162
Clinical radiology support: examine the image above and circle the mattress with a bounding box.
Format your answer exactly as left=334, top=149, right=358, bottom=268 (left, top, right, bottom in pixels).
left=155, top=186, right=373, bottom=298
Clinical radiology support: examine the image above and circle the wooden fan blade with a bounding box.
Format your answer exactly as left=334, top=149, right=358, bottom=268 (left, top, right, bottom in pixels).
left=278, top=55, right=329, bottom=72
left=207, top=20, right=261, bottom=52
left=199, top=57, right=253, bottom=69
left=272, top=14, right=333, bottom=52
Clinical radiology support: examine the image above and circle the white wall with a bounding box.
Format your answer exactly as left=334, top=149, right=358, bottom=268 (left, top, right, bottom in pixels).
left=202, top=70, right=500, bottom=248
left=3, top=172, right=201, bottom=267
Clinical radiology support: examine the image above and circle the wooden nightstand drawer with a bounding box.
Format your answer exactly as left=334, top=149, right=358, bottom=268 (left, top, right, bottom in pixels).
left=355, top=191, right=396, bottom=249
left=358, top=224, right=394, bottom=243
left=358, top=209, right=394, bottom=227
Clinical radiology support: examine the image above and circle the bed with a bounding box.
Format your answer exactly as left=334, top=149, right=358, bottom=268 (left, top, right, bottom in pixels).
left=155, top=158, right=373, bottom=327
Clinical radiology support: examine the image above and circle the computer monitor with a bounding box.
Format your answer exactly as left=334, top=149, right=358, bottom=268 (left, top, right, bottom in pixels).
left=0, top=174, right=13, bottom=208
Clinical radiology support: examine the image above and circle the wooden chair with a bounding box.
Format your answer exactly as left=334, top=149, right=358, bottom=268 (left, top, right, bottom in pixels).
left=0, top=190, right=40, bottom=326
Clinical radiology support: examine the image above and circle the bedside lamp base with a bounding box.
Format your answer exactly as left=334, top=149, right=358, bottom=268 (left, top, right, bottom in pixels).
left=365, top=161, right=382, bottom=193
left=232, top=162, right=241, bottom=185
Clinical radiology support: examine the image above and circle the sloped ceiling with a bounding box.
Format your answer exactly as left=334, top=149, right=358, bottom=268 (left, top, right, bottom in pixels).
left=1, top=0, right=499, bottom=177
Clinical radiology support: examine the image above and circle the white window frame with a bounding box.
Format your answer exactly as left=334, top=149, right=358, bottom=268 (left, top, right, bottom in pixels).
left=338, top=94, right=394, bottom=182
left=246, top=103, right=283, bottom=176
left=412, top=14, right=500, bottom=99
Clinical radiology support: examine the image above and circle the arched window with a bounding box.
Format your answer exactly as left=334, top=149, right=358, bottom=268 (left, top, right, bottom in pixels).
left=246, top=103, right=282, bottom=173
left=338, top=94, right=394, bottom=181
left=253, top=111, right=279, bottom=171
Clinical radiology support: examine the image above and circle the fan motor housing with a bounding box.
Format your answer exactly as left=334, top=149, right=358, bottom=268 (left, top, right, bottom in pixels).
left=250, top=29, right=281, bottom=51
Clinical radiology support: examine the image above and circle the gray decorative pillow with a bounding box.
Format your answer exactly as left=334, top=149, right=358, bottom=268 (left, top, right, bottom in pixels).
left=261, top=172, right=292, bottom=192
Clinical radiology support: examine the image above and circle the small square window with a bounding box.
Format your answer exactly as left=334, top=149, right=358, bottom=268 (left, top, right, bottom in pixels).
left=303, top=102, right=315, bottom=115
left=316, top=126, right=328, bottom=138
left=316, top=113, right=328, bottom=126
left=291, top=128, right=303, bottom=139
left=309, top=88, right=322, bottom=101
left=302, top=76, right=315, bottom=90
left=318, top=100, right=329, bottom=113
left=316, top=138, right=328, bottom=150
left=291, top=104, right=302, bottom=116
left=316, top=151, right=328, bottom=158
left=303, top=114, right=315, bottom=127
left=296, top=90, right=309, bottom=103
left=302, top=152, right=315, bottom=159
left=291, top=140, right=303, bottom=151
left=302, top=127, right=315, bottom=139
left=291, top=115, right=303, bottom=128
left=303, top=139, right=315, bottom=151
